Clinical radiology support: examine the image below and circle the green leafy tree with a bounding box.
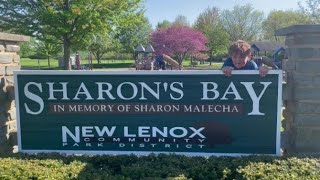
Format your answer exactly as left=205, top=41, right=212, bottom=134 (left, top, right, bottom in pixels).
left=116, top=16, right=153, bottom=56
left=263, top=10, right=310, bottom=41
left=20, top=38, right=36, bottom=58
left=220, top=4, right=264, bottom=42
left=299, top=0, right=320, bottom=23
left=172, top=15, right=190, bottom=27
left=194, top=7, right=229, bottom=65
left=35, top=38, right=62, bottom=68
left=88, top=33, right=119, bottom=63
left=0, top=0, right=143, bottom=69
left=156, top=20, right=172, bottom=29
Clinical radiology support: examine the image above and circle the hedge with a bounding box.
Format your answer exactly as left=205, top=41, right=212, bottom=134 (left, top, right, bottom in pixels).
left=0, top=153, right=319, bottom=180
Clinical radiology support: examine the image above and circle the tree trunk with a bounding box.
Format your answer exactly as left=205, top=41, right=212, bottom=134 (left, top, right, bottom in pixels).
left=209, top=53, right=215, bottom=66
left=98, top=54, right=102, bottom=64
left=178, top=56, right=183, bottom=70
left=96, top=51, right=102, bottom=64
left=63, top=40, right=71, bottom=70
left=47, top=56, right=51, bottom=68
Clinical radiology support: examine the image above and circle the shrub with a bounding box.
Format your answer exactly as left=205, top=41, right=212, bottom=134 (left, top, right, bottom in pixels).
left=0, top=158, right=85, bottom=179
left=0, top=153, right=319, bottom=179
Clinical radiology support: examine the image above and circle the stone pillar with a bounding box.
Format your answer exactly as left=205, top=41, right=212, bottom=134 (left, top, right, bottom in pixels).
left=276, top=25, right=320, bottom=155
left=0, top=32, right=29, bottom=153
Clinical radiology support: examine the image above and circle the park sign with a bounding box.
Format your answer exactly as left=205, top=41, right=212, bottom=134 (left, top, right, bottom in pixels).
left=14, top=70, right=282, bottom=156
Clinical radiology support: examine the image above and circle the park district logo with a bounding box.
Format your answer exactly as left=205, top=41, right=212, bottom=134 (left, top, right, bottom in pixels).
left=61, top=123, right=233, bottom=150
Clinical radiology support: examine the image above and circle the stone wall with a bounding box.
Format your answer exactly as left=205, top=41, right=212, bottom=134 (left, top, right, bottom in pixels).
left=276, top=25, right=320, bottom=155
left=0, top=32, right=29, bottom=153
left=1, top=27, right=320, bottom=155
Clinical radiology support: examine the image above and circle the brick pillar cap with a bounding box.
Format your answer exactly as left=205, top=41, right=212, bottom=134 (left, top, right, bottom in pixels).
left=275, top=25, right=320, bottom=36
left=0, top=32, right=30, bottom=42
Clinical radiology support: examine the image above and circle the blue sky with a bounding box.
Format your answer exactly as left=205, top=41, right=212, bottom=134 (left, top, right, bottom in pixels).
left=145, top=0, right=301, bottom=28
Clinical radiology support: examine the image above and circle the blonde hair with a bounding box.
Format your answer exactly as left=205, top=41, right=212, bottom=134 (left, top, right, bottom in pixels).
left=228, top=40, right=251, bottom=57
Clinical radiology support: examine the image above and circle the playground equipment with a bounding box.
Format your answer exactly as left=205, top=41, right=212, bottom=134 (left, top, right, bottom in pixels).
left=134, top=44, right=182, bottom=70
left=251, top=42, right=286, bottom=70
left=253, top=47, right=286, bottom=70
left=163, top=54, right=182, bottom=70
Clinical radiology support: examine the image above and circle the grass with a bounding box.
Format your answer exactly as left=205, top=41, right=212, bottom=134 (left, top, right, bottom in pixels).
left=21, top=58, right=60, bottom=70
left=92, top=60, right=135, bottom=69
left=20, top=58, right=223, bottom=70
left=190, top=62, right=223, bottom=69
left=20, top=58, right=136, bottom=70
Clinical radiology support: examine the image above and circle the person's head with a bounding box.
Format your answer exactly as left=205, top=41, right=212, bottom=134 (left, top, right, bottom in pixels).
left=228, top=40, right=251, bottom=68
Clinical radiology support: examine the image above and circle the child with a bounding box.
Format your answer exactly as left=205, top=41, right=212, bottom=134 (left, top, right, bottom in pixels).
left=155, top=54, right=166, bottom=70
left=222, top=40, right=269, bottom=77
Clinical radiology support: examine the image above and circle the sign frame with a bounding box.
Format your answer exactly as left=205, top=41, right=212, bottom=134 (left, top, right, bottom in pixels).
left=14, top=70, right=282, bottom=156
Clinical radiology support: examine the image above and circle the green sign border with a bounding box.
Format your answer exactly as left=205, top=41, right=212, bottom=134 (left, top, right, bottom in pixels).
left=14, top=70, right=282, bottom=156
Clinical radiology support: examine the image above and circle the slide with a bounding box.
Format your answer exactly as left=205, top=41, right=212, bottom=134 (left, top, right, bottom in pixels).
left=163, top=54, right=183, bottom=70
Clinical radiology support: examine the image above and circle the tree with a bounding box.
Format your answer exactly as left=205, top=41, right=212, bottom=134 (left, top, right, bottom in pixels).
left=88, top=33, right=119, bottom=63
left=194, top=7, right=220, bottom=31
left=220, top=4, right=264, bottom=42
left=0, top=0, right=143, bottom=69
left=299, top=0, right=320, bottom=24
left=156, top=20, right=172, bottom=29
left=263, top=10, right=310, bottom=41
left=172, top=15, right=190, bottom=27
left=194, top=7, right=229, bottom=65
left=151, top=26, right=207, bottom=65
left=35, top=38, right=62, bottom=68
left=116, top=16, right=153, bottom=55
left=20, top=38, right=36, bottom=58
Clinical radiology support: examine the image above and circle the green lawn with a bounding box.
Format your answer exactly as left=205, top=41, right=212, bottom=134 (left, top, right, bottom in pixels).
left=21, top=58, right=60, bottom=69
left=20, top=58, right=136, bottom=70
left=190, top=62, right=222, bottom=69
left=20, top=58, right=223, bottom=70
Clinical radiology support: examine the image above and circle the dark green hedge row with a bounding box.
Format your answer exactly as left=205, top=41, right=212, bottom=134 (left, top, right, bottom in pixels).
left=0, top=153, right=319, bottom=180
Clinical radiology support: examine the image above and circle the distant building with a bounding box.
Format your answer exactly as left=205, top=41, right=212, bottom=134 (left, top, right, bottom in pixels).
left=251, top=41, right=286, bottom=56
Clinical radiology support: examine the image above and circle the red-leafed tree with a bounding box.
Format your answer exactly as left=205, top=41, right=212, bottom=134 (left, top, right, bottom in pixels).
left=151, top=26, right=207, bottom=65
